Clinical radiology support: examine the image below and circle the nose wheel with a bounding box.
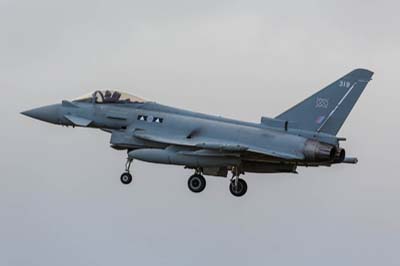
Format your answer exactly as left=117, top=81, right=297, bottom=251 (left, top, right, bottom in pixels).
left=120, top=158, right=133, bottom=185
left=120, top=172, right=132, bottom=184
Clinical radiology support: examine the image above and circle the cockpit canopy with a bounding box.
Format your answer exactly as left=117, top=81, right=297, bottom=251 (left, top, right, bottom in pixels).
left=73, top=90, right=146, bottom=104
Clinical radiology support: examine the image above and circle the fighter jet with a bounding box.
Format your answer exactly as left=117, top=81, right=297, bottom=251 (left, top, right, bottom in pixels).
left=21, top=69, right=373, bottom=197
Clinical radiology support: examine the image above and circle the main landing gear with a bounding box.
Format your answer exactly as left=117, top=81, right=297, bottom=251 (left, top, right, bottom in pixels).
left=186, top=167, right=248, bottom=197
left=188, top=170, right=206, bottom=193
left=120, top=159, right=247, bottom=197
left=229, top=166, right=247, bottom=197
left=120, top=158, right=133, bottom=185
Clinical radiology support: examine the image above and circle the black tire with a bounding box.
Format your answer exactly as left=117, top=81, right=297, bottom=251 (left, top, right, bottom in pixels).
left=120, top=172, right=132, bottom=185
left=188, top=174, right=206, bottom=193
left=229, top=179, right=247, bottom=197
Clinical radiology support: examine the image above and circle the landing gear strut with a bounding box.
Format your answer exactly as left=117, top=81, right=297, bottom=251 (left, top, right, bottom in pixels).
left=120, top=158, right=133, bottom=185
left=188, top=169, right=206, bottom=193
left=229, top=166, right=247, bottom=197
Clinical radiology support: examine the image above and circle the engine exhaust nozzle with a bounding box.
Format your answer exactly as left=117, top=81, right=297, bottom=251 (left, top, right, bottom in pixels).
left=303, top=140, right=336, bottom=162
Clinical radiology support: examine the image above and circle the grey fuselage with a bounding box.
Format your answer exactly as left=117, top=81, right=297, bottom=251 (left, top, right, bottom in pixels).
left=22, top=69, right=373, bottom=177
left=25, top=99, right=346, bottom=176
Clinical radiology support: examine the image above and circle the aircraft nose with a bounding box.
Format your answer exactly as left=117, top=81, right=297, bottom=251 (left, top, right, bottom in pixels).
left=21, top=104, right=61, bottom=124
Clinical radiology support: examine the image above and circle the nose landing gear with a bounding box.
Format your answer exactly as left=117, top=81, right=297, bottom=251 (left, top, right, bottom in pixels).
left=120, top=158, right=133, bottom=185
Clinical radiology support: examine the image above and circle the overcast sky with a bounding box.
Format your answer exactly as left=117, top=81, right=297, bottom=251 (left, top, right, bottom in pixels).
left=1, top=0, right=400, bottom=265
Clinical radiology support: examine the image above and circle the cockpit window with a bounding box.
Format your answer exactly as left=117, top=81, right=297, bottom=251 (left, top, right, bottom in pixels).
left=73, top=90, right=146, bottom=104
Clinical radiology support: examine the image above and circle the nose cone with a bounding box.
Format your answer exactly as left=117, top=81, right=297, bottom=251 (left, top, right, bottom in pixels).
left=21, top=104, right=61, bottom=124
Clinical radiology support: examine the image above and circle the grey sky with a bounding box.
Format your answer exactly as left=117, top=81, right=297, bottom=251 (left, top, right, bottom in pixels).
left=1, top=0, right=399, bottom=265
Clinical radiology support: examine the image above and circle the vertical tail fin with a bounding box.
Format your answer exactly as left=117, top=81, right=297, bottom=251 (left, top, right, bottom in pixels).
left=275, top=69, right=374, bottom=135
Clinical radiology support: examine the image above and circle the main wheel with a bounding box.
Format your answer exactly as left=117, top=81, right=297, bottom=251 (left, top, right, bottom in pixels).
left=188, top=174, right=206, bottom=193
left=120, top=172, right=132, bottom=185
left=229, top=179, right=247, bottom=197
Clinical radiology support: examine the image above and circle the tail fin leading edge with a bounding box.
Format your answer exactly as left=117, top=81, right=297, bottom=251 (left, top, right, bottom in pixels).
left=275, top=68, right=374, bottom=135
